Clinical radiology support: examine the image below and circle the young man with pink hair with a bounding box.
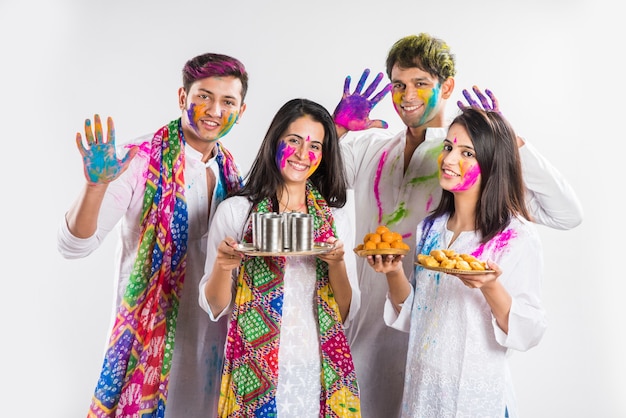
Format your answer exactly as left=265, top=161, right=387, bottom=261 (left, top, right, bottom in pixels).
left=58, top=53, right=248, bottom=417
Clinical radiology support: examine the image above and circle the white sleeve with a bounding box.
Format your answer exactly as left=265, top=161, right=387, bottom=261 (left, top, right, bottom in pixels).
left=384, top=287, right=414, bottom=333
left=519, top=140, right=583, bottom=230
left=332, top=206, right=360, bottom=327
left=492, top=221, right=547, bottom=351
left=198, top=197, right=247, bottom=321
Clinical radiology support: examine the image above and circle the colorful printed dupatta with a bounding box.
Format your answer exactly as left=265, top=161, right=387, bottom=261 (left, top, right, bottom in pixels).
left=218, top=181, right=361, bottom=417
left=88, top=119, right=242, bottom=418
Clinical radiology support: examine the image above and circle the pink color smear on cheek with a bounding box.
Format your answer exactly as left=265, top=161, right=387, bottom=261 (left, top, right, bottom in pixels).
left=186, top=103, right=238, bottom=140
left=307, top=150, right=321, bottom=177
left=276, top=141, right=296, bottom=170
left=451, top=162, right=480, bottom=191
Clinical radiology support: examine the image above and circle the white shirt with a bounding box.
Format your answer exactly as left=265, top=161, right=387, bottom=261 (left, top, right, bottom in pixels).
left=340, top=127, right=582, bottom=418
left=198, top=195, right=360, bottom=417
left=57, top=133, right=234, bottom=417
left=385, top=215, right=546, bottom=418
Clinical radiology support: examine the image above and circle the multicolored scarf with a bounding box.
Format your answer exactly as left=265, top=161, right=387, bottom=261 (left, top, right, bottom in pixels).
left=218, top=181, right=361, bottom=417
left=88, top=119, right=242, bottom=418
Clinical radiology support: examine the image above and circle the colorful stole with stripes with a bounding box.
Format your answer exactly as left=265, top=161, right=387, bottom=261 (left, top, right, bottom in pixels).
left=88, top=119, right=242, bottom=417
left=218, top=181, right=361, bottom=417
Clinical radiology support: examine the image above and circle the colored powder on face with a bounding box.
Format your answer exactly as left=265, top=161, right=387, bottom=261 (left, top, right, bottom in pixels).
left=306, top=148, right=321, bottom=177
left=216, top=112, right=239, bottom=140
left=186, top=103, right=239, bottom=141
left=417, top=84, right=440, bottom=125
left=451, top=162, right=480, bottom=191
left=275, top=141, right=296, bottom=170
left=392, top=82, right=440, bottom=124
left=392, top=90, right=403, bottom=116
left=187, top=103, right=202, bottom=133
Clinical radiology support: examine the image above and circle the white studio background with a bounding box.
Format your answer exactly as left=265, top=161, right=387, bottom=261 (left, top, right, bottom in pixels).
left=0, top=0, right=622, bottom=416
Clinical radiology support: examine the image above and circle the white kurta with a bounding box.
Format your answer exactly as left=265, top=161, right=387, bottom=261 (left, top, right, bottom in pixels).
left=198, top=195, right=360, bottom=417
left=385, top=215, right=546, bottom=418
left=57, top=134, right=234, bottom=417
left=340, top=127, right=582, bottom=418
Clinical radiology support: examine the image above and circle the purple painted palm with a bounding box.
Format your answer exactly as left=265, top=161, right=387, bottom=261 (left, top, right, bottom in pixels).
left=333, top=68, right=392, bottom=131
left=457, top=85, right=501, bottom=114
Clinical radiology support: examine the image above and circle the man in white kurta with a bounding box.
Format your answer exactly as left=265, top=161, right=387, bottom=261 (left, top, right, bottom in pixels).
left=58, top=54, right=249, bottom=416
left=332, top=34, right=582, bottom=417
left=57, top=137, right=235, bottom=416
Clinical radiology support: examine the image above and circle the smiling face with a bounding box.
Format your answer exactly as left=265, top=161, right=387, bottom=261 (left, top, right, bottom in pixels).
left=438, top=123, right=482, bottom=194
left=390, top=65, right=449, bottom=129
left=178, top=75, right=246, bottom=146
left=275, top=115, right=324, bottom=185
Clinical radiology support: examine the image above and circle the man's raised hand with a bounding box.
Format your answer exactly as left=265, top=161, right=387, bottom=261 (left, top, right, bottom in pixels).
left=457, top=85, right=501, bottom=114
left=76, top=114, right=138, bottom=184
left=333, top=68, right=392, bottom=132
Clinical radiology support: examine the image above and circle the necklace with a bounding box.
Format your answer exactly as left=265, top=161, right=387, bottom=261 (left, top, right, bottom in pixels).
left=281, top=201, right=307, bottom=213
left=278, top=189, right=308, bottom=213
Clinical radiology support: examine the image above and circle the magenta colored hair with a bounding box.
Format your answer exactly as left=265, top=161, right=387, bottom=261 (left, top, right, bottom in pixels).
left=182, top=53, right=249, bottom=100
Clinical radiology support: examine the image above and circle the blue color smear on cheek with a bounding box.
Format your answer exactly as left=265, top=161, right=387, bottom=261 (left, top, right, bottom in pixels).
left=216, top=112, right=238, bottom=140
left=418, top=84, right=441, bottom=125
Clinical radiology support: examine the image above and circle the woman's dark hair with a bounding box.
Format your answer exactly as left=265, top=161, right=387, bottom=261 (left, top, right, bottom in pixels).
left=232, top=98, right=347, bottom=210
left=428, top=107, right=530, bottom=243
